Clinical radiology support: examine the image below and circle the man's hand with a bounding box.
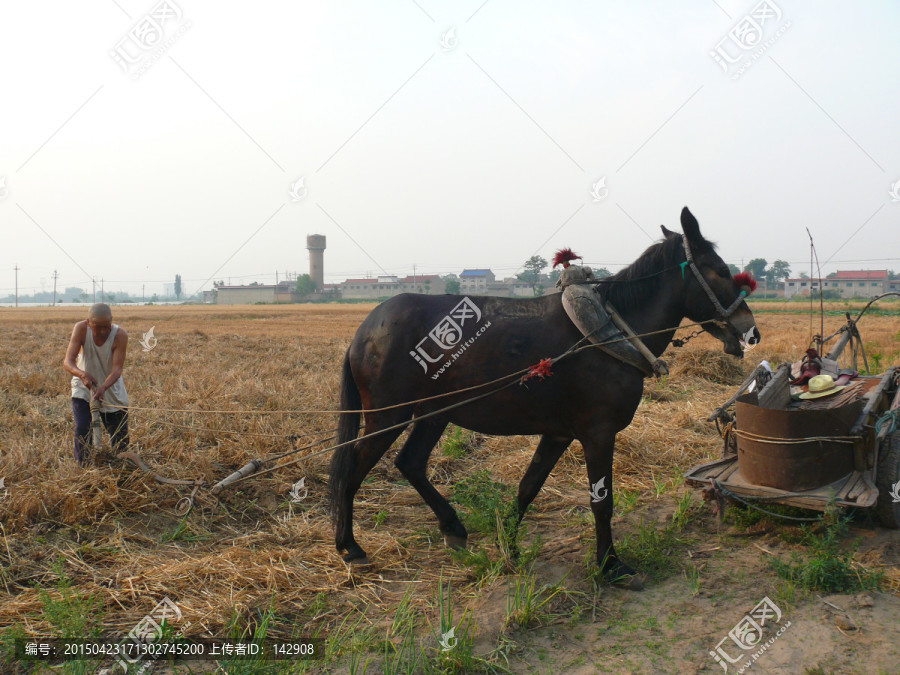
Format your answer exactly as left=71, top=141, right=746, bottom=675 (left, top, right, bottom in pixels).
left=91, top=384, right=106, bottom=401
left=80, top=371, right=97, bottom=389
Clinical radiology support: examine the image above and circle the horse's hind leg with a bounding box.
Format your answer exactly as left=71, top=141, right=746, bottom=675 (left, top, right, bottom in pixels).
left=336, top=417, right=407, bottom=565
left=516, top=435, right=573, bottom=525
left=393, top=420, right=469, bottom=550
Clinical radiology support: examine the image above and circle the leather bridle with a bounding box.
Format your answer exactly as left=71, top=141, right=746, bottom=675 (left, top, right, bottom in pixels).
left=681, top=234, right=749, bottom=320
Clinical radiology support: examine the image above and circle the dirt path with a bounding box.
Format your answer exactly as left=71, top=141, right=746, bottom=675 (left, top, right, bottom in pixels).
left=459, top=493, right=900, bottom=674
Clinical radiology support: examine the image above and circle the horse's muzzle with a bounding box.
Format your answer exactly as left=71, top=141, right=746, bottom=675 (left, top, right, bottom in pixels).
left=744, top=326, right=761, bottom=346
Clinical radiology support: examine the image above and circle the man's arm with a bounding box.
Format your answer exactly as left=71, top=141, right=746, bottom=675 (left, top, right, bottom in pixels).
left=95, top=328, right=128, bottom=401
left=63, top=321, right=95, bottom=388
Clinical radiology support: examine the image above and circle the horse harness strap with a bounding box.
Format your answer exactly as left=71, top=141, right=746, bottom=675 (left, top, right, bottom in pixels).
left=559, top=283, right=668, bottom=378
left=681, top=234, right=746, bottom=319
left=605, top=302, right=670, bottom=378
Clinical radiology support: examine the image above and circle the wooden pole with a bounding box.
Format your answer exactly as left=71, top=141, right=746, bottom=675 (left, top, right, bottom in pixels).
left=605, top=303, right=669, bottom=376
left=90, top=398, right=102, bottom=450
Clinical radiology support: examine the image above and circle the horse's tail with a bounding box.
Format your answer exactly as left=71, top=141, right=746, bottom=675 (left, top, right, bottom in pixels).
left=328, top=349, right=361, bottom=524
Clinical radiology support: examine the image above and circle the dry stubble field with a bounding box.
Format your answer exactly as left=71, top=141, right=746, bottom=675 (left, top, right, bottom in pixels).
left=1, top=302, right=899, bottom=674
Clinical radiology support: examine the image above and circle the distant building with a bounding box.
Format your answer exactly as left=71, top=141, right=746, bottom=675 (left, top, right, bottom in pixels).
left=202, top=289, right=217, bottom=303
left=783, top=270, right=898, bottom=299
left=215, top=281, right=298, bottom=304
left=340, top=275, right=441, bottom=299
left=459, top=269, right=495, bottom=294
left=483, top=278, right=533, bottom=297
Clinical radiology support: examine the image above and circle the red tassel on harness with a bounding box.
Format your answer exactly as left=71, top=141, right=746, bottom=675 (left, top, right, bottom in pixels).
left=552, top=248, right=581, bottom=269
left=733, top=272, right=757, bottom=294
left=521, top=358, right=553, bottom=383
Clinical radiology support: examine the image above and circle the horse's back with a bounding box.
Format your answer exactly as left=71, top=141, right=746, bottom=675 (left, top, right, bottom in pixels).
left=348, top=293, right=573, bottom=400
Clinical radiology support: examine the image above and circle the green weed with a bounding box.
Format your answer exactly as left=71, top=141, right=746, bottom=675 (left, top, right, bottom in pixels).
left=450, top=470, right=516, bottom=537
left=307, top=591, right=328, bottom=619
left=504, top=569, right=566, bottom=630
left=374, top=509, right=387, bottom=528
left=322, top=610, right=378, bottom=666
left=613, top=489, right=641, bottom=514
left=772, top=578, right=798, bottom=611
left=450, top=472, right=543, bottom=582
left=443, top=426, right=475, bottom=459
left=610, top=519, right=690, bottom=583
left=865, top=344, right=883, bottom=374
left=671, top=491, right=700, bottom=530
left=381, top=583, right=425, bottom=675
left=39, top=558, right=104, bottom=639
left=159, top=516, right=208, bottom=544
left=219, top=603, right=284, bottom=674
left=429, top=573, right=506, bottom=674
left=770, top=510, right=882, bottom=592
left=2, top=559, right=107, bottom=674
left=683, top=562, right=702, bottom=596
left=726, top=502, right=818, bottom=530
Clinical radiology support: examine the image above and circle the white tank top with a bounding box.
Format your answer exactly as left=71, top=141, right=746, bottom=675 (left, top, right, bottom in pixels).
left=71, top=323, right=130, bottom=413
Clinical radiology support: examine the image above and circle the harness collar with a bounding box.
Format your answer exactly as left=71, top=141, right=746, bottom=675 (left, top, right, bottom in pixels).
left=681, top=234, right=747, bottom=320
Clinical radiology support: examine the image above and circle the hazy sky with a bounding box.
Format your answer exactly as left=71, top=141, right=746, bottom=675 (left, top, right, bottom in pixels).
left=2, top=0, right=899, bottom=298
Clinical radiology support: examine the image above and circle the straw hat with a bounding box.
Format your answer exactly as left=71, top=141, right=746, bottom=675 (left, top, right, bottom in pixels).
left=799, top=374, right=846, bottom=400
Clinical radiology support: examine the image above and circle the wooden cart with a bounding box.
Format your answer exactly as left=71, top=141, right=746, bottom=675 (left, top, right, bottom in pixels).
left=686, top=311, right=900, bottom=527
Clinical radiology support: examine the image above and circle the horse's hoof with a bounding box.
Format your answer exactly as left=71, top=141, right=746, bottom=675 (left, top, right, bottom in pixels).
left=603, top=558, right=644, bottom=591
left=342, top=553, right=371, bottom=567
left=612, top=574, right=645, bottom=591
left=443, top=534, right=468, bottom=551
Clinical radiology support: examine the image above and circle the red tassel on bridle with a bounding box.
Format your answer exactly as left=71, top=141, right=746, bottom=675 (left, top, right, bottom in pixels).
left=521, top=358, right=553, bottom=383
left=733, top=272, right=757, bottom=295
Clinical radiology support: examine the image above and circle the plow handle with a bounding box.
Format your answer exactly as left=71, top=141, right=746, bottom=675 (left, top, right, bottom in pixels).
left=90, top=398, right=103, bottom=448
left=211, top=459, right=262, bottom=494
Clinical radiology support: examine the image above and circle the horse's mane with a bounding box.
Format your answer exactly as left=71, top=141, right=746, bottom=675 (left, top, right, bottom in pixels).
left=597, top=233, right=715, bottom=310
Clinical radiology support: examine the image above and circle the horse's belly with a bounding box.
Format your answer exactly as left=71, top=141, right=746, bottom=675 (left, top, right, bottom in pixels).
left=446, top=409, right=568, bottom=437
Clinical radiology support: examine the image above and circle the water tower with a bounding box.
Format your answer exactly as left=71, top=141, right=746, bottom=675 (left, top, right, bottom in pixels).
left=306, top=234, right=326, bottom=290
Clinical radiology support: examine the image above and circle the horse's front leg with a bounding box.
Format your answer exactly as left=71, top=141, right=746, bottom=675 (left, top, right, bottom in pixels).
left=579, top=424, right=644, bottom=591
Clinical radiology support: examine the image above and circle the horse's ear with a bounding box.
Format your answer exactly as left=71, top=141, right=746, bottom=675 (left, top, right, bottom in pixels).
left=681, top=207, right=701, bottom=242
left=660, top=225, right=677, bottom=238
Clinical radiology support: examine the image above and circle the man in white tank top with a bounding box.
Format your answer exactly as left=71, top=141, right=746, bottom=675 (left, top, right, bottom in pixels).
left=63, top=303, right=130, bottom=465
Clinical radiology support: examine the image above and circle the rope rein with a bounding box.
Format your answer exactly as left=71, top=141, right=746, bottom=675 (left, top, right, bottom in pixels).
left=150, top=318, right=724, bottom=492
left=103, top=319, right=722, bottom=417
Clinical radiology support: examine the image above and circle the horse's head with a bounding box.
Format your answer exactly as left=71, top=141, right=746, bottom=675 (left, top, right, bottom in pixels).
left=661, top=207, right=760, bottom=358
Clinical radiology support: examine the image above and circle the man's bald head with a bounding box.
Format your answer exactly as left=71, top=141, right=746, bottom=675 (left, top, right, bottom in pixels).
left=88, top=303, right=112, bottom=322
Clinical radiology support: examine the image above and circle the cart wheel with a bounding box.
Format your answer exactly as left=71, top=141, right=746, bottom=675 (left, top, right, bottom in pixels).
left=875, top=433, right=900, bottom=529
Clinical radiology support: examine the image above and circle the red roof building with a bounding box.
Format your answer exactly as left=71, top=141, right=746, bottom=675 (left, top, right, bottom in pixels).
left=834, top=270, right=888, bottom=280
left=784, top=270, right=897, bottom=299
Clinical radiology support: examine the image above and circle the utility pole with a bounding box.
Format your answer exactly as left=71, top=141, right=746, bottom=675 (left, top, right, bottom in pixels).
left=142, top=283, right=145, bottom=302
left=52, top=270, right=59, bottom=306
left=92, top=277, right=96, bottom=303
left=13, top=265, right=19, bottom=307
left=101, top=278, right=104, bottom=303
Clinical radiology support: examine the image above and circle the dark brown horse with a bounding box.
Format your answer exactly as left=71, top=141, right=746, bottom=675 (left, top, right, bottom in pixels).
left=329, top=207, right=759, bottom=586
